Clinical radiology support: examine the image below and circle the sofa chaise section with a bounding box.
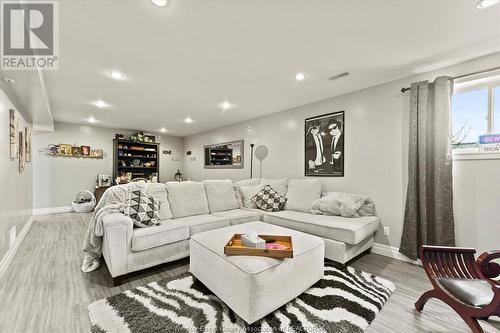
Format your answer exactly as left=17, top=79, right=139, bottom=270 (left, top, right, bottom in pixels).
left=264, top=210, right=379, bottom=264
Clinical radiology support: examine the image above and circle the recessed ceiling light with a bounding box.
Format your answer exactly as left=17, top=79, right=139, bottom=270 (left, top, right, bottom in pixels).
left=476, top=0, right=500, bottom=8
left=160, top=127, right=168, bottom=133
left=151, top=0, right=171, bottom=8
left=220, top=101, right=233, bottom=110
left=184, top=117, right=194, bottom=124
left=87, top=116, right=97, bottom=124
left=93, top=100, right=110, bottom=108
left=107, top=70, right=126, bottom=80
left=295, top=73, right=306, bottom=81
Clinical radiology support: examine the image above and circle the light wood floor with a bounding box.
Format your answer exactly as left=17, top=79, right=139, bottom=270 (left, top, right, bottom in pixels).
left=0, top=212, right=498, bottom=333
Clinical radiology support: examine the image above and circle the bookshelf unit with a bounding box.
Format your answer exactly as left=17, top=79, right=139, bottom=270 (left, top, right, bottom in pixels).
left=113, top=139, right=160, bottom=183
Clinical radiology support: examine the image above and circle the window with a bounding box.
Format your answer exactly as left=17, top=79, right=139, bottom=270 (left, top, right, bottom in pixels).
left=451, top=73, right=500, bottom=150
left=452, top=88, right=488, bottom=145
left=495, top=86, right=500, bottom=134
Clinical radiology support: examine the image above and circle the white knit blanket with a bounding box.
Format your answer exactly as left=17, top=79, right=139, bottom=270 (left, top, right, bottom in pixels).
left=81, top=182, right=145, bottom=273
left=311, top=192, right=374, bottom=218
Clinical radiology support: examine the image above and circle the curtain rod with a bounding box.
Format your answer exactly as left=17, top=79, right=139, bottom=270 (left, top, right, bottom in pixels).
left=400, top=65, right=500, bottom=93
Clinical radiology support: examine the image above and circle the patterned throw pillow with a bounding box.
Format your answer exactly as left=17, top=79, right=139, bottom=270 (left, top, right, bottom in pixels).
left=251, top=185, right=287, bottom=212
left=124, top=188, right=160, bottom=227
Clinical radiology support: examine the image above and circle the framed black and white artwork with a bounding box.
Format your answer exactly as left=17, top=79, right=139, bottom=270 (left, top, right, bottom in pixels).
left=305, top=111, right=344, bottom=177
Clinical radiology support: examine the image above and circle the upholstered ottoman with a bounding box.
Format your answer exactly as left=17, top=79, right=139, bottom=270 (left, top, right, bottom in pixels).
left=190, top=221, right=324, bottom=324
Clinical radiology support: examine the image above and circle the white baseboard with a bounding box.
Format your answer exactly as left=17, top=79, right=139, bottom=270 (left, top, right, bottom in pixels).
left=372, top=242, right=421, bottom=265
left=0, top=215, right=34, bottom=280
left=33, top=206, right=73, bottom=215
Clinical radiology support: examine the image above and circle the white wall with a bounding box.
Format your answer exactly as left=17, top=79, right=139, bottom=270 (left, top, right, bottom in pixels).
left=0, top=89, right=33, bottom=260
left=33, top=122, right=184, bottom=209
left=184, top=53, right=500, bottom=251
left=453, top=159, right=500, bottom=254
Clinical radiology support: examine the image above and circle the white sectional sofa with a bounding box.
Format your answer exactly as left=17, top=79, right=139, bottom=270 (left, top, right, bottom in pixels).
left=101, top=178, right=379, bottom=284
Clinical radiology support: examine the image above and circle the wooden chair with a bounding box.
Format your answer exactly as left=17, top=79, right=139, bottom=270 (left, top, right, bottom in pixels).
left=416, top=245, right=500, bottom=333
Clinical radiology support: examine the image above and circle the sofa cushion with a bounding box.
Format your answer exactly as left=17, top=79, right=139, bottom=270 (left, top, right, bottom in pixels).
left=234, top=184, right=244, bottom=208
left=173, top=214, right=230, bottom=235
left=132, top=221, right=189, bottom=252
left=202, top=180, right=239, bottom=213
left=124, top=188, right=160, bottom=227
left=145, top=183, right=172, bottom=220
left=238, top=184, right=265, bottom=209
left=260, top=178, right=288, bottom=196
left=263, top=210, right=379, bottom=244
left=285, top=179, right=322, bottom=213
left=234, top=178, right=260, bottom=186
left=211, top=209, right=261, bottom=225
left=234, top=179, right=260, bottom=208
left=241, top=207, right=266, bottom=220
left=251, top=185, right=287, bottom=212
left=166, top=181, right=209, bottom=218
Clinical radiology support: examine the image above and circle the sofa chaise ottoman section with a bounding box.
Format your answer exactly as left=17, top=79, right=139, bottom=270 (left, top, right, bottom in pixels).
left=190, top=221, right=324, bottom=324
left=264, top=211, right=379, bottom=244
left=211, top=209, right=261, bottom=225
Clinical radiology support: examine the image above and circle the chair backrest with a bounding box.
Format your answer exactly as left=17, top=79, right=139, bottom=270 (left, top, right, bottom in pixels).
left=420, top=246, right=481, bottom=281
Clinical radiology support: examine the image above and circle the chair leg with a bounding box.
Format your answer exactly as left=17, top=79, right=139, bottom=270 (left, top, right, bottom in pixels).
left=415, top=290, right=437, bottom=312
left=459, top=315, right=484, bottom=333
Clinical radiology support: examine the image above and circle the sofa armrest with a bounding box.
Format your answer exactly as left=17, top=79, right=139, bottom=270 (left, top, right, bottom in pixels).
left=102, top=213, right=133, bottom=277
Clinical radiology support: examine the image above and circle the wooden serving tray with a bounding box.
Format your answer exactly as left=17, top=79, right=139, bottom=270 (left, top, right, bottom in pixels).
left=224, top=234, right=293, bottom=258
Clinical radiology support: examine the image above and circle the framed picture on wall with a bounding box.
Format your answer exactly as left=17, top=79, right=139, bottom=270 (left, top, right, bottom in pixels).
left=58, top=144, right=72, bottom=156
left=48, top=144, right=59, bottom=156
left=18, top=131, right=25, bottom=173
left=9, top=109, right=18, bottom=159
left=72, top=146, right=81, bottom=156
left=81, top=145, right=91, bottom=157
left=90, top=149, right=103, bottom=158
left=25, top=126, right=32, bottom=162
left=305, top=111, right=345, bottom=177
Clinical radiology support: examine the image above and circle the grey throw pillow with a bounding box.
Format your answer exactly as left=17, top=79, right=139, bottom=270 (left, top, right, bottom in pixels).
left=124, top=188, right=160, bottom=227
left=251, top=185, right=287, bottom=212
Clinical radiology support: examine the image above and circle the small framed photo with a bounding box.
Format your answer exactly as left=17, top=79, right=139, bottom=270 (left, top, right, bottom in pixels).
left=48, top=144, right=59, bottom=156
left=72, top=146, right=81, bottom=156
left=58, top=144, right=73, bottom=156
left=91, top=149, right=103, bottom=158
left=98, top=174, right=111, bottom=186
left=81, top=146, right=91, bottom=157
left=144, top=135, right=156, bottom=143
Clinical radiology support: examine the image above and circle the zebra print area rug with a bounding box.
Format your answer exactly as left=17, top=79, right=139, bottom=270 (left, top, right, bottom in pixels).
left=88, top=262, right=395, bottom=332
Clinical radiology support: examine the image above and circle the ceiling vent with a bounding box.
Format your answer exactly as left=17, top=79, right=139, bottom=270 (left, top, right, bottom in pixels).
left=328, top=72, right=350, bottom=81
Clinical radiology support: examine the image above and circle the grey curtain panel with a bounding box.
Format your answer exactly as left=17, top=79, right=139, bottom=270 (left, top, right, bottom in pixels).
left=399, top=76, right=455, bottom=260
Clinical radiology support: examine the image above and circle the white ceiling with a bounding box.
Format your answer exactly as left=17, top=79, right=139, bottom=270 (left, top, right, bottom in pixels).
left=3, top=0, right=500, bottom=136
